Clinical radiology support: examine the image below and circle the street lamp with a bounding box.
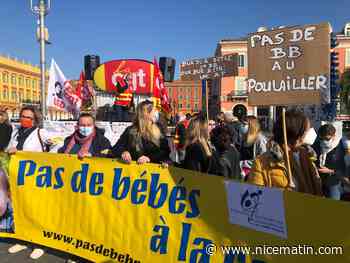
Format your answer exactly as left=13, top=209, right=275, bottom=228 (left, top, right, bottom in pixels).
left=30, top=0, right=51, bottom=121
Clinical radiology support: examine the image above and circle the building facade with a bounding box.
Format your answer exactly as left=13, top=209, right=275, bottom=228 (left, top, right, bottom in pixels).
left=211, top=23, right=350, bottom=125
left=0, top=55, right=68, bottom=120
left=165, top=80, right=202, bottom=116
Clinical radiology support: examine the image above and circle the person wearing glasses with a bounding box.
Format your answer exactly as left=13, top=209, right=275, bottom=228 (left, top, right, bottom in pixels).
left=6, top=106, right=51, bottom=259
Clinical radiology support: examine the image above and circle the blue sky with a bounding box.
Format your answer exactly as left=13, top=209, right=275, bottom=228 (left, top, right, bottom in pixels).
left=0, top=0, right=349, bottom=79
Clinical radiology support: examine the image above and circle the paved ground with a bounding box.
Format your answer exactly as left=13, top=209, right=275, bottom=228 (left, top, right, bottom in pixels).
left=0, top=239, right=90, bottom=262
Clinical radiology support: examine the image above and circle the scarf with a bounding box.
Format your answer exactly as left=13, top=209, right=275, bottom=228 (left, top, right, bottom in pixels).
left=16, top=127, right=37, bottom=150
left=64, top=129, right=96, bottom=158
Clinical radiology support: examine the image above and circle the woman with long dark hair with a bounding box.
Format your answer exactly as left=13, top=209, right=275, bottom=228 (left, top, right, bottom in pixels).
left=247, top=109, right=323, bottom=196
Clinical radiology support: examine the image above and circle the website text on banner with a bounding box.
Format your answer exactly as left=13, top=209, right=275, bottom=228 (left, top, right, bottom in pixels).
left=2, top=152, right=349, bottom=262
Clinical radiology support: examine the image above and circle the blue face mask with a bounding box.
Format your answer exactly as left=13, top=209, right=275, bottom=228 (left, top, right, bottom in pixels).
left=79, top=126, right=94, bottom=137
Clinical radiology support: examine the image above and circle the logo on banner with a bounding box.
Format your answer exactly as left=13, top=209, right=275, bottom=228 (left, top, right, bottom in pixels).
left=225, top=181, right=287, bottom=239
left=111, top=61, right=131, bottom=93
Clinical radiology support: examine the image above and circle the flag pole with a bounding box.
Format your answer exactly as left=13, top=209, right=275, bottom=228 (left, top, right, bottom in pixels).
left=282, top=107, right=293, bottom=187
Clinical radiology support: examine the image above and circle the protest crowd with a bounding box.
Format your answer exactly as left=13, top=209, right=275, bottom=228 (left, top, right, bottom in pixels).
left=0, top=98, right=350, bottom=260
left=0, top=21, right=348, bottom=261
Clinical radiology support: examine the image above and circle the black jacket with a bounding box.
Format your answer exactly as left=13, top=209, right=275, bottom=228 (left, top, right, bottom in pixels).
left=216, top=146, right=241, bottom=179
left=184, top=142, right=219, bottom=175
left=110, top=125, right=170, bottom=164
left=0, top=123, right=12, bottom=151
left=312, top=138, right=346, bottom=185
left=58, top=128, right=111, bottom=157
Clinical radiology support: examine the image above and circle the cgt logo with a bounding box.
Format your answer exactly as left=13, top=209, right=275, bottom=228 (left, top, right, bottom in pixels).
left=111, top=61, right=147, bottom=93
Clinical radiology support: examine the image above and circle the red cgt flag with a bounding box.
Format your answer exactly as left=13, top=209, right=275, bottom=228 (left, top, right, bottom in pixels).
left=76, top=71, right=85, bottom=99
left=153, top=58, right=171, bottom=113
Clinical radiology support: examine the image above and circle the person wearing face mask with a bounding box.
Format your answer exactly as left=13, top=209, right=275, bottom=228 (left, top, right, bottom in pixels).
left=7, top=106, right=50, bottom=154
left=0, top=111, right=12, bottom=152
left=6, top=106, right=52, bottom=259
left=312, top=124, right=346, bottom=200
left=237, top=116, right=268, bottom=180
left=110, top=100, right=170, bottom=164
left=58, top=113, right=111, bottom=158
left=239, top=116, right=268, bottom=161
left=247, top=109, right=323, bottom=196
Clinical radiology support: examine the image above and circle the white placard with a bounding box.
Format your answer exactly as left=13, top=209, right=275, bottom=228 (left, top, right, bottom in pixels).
left=225, top=181, right=287, bottom=239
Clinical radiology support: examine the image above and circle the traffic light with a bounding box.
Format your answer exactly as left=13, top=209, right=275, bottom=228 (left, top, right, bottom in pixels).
left=330, top=32, right=339, bottom=49
left=330, top=32, right=340, bottom=98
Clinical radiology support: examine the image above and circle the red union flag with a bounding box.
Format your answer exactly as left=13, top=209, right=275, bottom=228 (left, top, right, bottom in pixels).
left=94, top=59, right=154, bottom=95
left=153, top=58, right=171, bottom=113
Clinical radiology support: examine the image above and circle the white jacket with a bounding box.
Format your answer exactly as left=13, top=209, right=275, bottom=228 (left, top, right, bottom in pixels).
left=7, top=127, right=50, bottom=152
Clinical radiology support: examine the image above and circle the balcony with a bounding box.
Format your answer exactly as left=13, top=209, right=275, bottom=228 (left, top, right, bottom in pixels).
left=228, top=89, right=248, bottom=98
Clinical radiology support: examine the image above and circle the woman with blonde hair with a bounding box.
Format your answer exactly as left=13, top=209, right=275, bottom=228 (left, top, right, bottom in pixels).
left=184, top=113, right=218, bottom=174
left=110, top=100, right=170, bottom=164
left=239, top=116, right=268, bottom=161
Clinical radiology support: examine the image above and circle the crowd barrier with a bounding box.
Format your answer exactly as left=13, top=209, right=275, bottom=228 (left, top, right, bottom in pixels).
left=0, top=152, right=349, bottom=262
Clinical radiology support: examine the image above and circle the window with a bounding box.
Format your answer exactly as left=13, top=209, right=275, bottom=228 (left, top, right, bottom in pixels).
left=235, top=77, right=247, bottom=96
left=19, top=90, right=24, bottom=102
left=11, top=89, right=17, bottom=101
left=2, top=72, right=8, bottom=83
left=26, top=89, right=31, bottom=100
left=346, top=49, right=350, bottom=67
left=32, top=79, right=36, bottom=89
left=2, top=89, right=8, bottom=100
left=26, top=79, right=30, bottom=88
left=187, top=104, right=191, bottom=109
left=11, top=74, right=17, bottom=86
left=19, top=76, right=24, bottom=86
left=178, top=103, right=182, bottom=109
left=179, top=95, right=183, bottom=100
left=238, top=54, right=246, bottom=67
left=194, top=103, right=198, bottom=110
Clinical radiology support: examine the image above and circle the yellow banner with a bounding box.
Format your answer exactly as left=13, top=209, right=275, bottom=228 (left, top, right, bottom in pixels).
left=1, top=152, right=349, bottom=262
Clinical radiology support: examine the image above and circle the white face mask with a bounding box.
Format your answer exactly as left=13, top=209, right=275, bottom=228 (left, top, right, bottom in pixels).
left=302, top=128, right=317, bottom=145
left=320, top=139, right=334, bottom=151
left=240, top=124, right=249, bottom=134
